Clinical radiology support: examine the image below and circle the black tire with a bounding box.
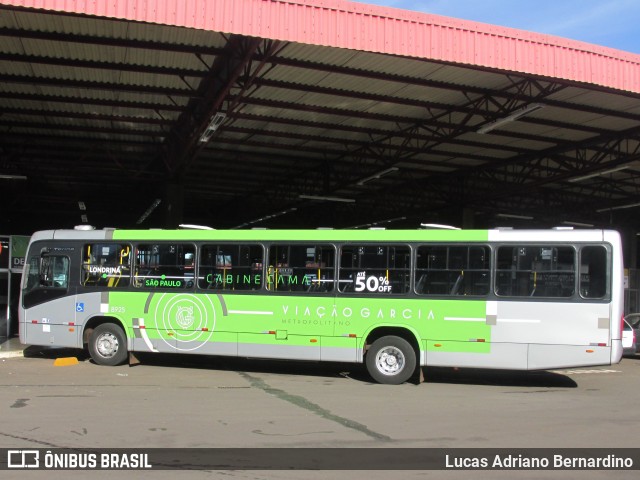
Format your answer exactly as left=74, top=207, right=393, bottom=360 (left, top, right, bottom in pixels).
left=88, top=323, right=128, bottom=366
left=365, top=335, right=416, bottom=385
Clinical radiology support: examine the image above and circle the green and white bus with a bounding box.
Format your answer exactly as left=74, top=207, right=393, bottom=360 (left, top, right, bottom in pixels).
left=19, top=227, right=624, bottom=384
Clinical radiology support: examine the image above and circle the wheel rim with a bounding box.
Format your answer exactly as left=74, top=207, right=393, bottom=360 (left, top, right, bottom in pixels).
left=96, top=332, right=119, bottom=358
left=374, top=346, right=405, bottom=376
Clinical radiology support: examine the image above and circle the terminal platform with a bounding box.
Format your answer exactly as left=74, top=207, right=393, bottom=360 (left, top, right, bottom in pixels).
left=0, top=337, right=25, bottom=358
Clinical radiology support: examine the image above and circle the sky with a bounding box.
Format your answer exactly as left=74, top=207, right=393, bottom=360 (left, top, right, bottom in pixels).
left=353, top=0, right=640, bottom=54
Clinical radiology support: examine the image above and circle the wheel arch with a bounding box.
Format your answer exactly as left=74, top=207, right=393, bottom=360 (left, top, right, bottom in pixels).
left=83, top=315, right=127, bottom=347
left=362, top=326, right=421, bottom=361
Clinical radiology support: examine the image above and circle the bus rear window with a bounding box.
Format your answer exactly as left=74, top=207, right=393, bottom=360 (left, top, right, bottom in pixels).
left=580, top=246, right=608, bottom=299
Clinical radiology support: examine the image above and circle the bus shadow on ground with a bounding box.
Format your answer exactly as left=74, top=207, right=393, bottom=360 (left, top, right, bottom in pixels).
left=424, top=366, right=578, bottom=389
left=134, top=351, right=373, bottom=383
left=133, top=352, right=578, bottom=388
left=23, top=345, right=90, bottom=361
left=22, top=345, right=577, bottom=388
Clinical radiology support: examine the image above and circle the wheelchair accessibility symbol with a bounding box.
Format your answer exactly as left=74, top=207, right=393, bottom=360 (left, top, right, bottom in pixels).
left=75, top=303, right=85, bottom=312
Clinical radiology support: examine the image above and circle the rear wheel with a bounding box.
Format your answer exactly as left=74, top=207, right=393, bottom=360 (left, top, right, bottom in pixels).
left=365, top=335, right=416, bottom=384
left=88, top=323, right=128, bottom=366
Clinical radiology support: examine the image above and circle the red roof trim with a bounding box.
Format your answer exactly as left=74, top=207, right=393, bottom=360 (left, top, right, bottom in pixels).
left=2, top=0, right=639, bottom=93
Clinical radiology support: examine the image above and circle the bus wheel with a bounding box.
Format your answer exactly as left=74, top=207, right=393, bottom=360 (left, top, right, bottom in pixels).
left=366, top=335, right=416, bottom=385
left=88, top=323, right=128, bottom=366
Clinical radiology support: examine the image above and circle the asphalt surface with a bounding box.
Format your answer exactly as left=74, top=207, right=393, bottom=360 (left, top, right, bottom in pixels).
left=1, top=342, right=639, bottom=479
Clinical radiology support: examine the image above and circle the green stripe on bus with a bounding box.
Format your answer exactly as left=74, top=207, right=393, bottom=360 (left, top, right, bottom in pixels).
left=112, top=229, right=490, bottom=242
left=108, top=292, right=491, bottom=353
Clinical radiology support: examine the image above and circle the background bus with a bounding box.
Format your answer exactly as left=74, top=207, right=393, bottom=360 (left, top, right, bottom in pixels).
left=19, top=227, right=624, bottom=384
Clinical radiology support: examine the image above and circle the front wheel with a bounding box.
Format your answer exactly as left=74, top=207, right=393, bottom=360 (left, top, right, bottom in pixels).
left=365, top=335, right=417, bottom=384
left=88, top=323, right=128, bottom=366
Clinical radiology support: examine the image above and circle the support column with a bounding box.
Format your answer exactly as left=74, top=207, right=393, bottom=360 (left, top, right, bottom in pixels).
left=620, top=227, right=639, bottom=314
left=628, top=229, right=638, bottom=270
left=462, top=208, right=475, bottom=229
left=164, top=183, right=184, bottom=228
left=619, top=227, right=638, bottom=269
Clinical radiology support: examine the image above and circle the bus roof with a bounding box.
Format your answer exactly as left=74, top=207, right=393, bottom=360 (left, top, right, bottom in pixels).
left=28, top=227, right=616, bottom=244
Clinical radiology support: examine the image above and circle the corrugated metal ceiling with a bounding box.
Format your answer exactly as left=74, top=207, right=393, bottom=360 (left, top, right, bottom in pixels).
left=0, top=1, right=639, bottom=233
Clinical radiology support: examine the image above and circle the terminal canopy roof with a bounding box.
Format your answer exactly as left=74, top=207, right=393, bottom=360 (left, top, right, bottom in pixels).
left=1, top=0, right=640, bottom=232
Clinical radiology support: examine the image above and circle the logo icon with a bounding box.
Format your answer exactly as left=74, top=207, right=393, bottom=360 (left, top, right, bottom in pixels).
left=8, top=450, right=40, bottom=468
left=75, top=303, right=85, bottom=312
left=176, top=306, right=195, bottom=329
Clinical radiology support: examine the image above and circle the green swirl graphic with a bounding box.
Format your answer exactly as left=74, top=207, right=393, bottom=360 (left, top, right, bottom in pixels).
left=154, top=294, right=216, bottom=351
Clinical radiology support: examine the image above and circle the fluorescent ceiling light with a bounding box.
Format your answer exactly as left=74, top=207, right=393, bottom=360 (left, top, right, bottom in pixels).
left=231, top=207, right=297, bottom=229
left=596, top=202, right=640, bottom=213
left=136, top=198, right=162, bottom=224
left=299, top=195, right=356, bottom=203
left=420, top=223, right=460, bottom=230
left=562, top=221, right=594, bottom=227
left=179, top=224, right=215, bottom=230
left=357, top=167, right=399, bottom=186
left=199, top=112, right=227, bottom=143
left=0, top=174, right=27, bottom=180
left=568, top=166, right=628, bottom=183
left=349, top=216, right=407, bottom=229
left=496, top=213, right=534, bottom=220
left=477, top=103, right=544, bottom=134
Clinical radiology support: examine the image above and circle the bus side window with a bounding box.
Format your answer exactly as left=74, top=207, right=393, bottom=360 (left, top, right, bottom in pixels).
left=82, top=243, right=131, bottom=288
left=135, top=244, right=195, bottom=289
left=415, top=245, right=490, bottom=296
left=198, top=244, right=263, bottom=291
left=496, top=245, right=575, bottom=298
left=339, top=245, right=410, bottom=294
left=580, top=246, right=608, bottom=299
left=267, top=244, right=335, bottom=293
